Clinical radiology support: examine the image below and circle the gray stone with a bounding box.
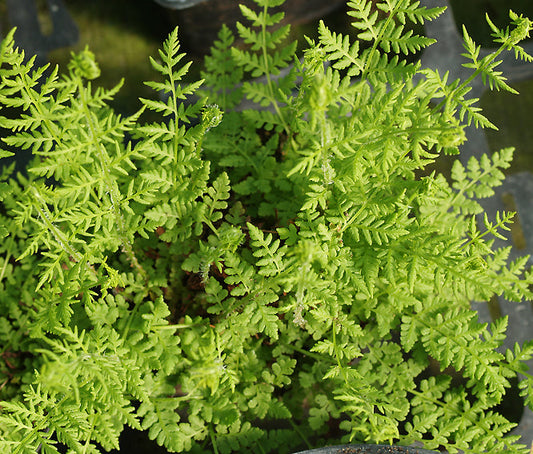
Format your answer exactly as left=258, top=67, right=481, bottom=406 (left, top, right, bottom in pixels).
left=5, top=0, right=78, bottom=66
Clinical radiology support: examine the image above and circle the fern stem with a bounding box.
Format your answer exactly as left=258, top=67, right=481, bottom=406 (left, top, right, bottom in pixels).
left=319, top=110, right=334, bottom=185
left=288, top=419, right=312, bottom=450
left=153, top=392, right=202, bottom=402
left=209, top=425, right=220, bottom=454
left=332, top=318, right=347, bottom=381
left=81, top=415, right=97, bottom=454
left=260, top=2, right=290, bottom=136
left=31, top=188, right=83, bottom=263
left=165, top=53, right=180, bottom=161
left=339, top=202, right=367, bottom=234
left=204, top=218, right=221, bottom=238
left=283, top=343, right=335, bottom=363
left=121, top=238, right=149, bottom=282
left=76, top=79, right=148, bottom=283
left=0, top=250, right=11, bottom=283
left=361, top=0, right=398, bottom=82
left=456, top=41, right=510, bottom=97
left=433, top=39, right=511, bottom=116
left=18, top=62, right=63, bottom=148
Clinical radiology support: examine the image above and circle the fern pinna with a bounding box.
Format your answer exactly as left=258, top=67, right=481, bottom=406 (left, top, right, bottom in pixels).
left=1, top=0, right=533, bottom=453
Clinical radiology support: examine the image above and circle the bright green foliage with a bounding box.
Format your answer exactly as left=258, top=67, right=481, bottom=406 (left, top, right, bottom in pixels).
left=1, top=1, right=533, bottom=453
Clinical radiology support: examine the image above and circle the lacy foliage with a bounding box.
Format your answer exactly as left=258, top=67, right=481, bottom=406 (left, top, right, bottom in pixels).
left=1, top=1, right=533, bottom=453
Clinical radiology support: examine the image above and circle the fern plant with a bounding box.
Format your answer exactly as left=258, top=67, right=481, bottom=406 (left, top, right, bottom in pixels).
left=1, top=0, right=533, bottom=453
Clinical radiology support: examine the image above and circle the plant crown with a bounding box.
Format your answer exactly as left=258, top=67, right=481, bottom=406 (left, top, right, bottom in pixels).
left=1, top=0, right=533, bottom=453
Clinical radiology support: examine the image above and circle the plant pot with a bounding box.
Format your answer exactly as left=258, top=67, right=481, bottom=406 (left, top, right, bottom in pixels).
left=293, top=444, right=439, bottom=454
left=166, top=0, right=346, bottom=55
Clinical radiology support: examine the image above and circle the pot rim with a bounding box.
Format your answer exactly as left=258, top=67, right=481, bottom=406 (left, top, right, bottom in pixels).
left=292, top=443, right=440, bottom=454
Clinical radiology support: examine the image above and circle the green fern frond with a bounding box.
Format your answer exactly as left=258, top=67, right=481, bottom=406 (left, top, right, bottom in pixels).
left=451, top=148, right=512, bottom=204
left=201, top=25, right=244, bottom=110
left=386, top=0, right=446, bottom=25
left=318, top=21, right=364, bottom=76
left=229, top=0, right=297, bottom=132
left=247, top=223, right=286, bottom=277
left=380, top=27, right=436, bottom=55
left=2, top=1, right=533, bottom=453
